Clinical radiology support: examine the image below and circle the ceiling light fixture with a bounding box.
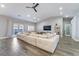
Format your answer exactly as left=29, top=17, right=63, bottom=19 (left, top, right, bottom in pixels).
left=27, top=14, right=31, bottom=17
left=65, top=15, right=69, bottom=17
left=1, top=4, right=5, bottom=8
left=59, top=6, right=63, bottom=10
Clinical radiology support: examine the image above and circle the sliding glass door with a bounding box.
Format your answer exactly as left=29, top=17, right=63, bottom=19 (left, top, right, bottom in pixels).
left=19, top=25, right=24, bottom=32
left=13, top=24, right=24, bottom=35
left=13, top=24, right=18, bottom=35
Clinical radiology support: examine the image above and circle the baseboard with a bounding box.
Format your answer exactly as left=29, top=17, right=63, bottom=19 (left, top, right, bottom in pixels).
left=72, top=37, right=79, bottom=41
left=0, top=36, right=9, bottom=39
left=73, top=39, right=79, bottom=41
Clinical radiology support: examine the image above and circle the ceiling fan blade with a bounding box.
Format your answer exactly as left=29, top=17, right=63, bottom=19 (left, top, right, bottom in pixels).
left=34, top=8, right=37, bottom=12
left=33, top=3, right=35, bottom=4
left=26, top=3, right=39, bottom=12
left=33, top=3, right=39, bottom=8
left=26, top=6, right=32, bottom=8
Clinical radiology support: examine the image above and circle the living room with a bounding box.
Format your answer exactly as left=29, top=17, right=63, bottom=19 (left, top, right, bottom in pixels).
left=0, top=3, right=79, bottom=56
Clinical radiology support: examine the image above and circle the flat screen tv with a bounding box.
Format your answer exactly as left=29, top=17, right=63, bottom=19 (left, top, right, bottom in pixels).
left=43, top=25, right=51, bottom=31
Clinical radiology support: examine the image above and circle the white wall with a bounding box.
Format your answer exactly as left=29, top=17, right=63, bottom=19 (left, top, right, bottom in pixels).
left=7, top=17, right=35, bottom=37
left=0, top=16, right=8, bottom=37
left=0, top=15, right=35, bottom=37
left=36, top=17, right=63, bottom=37
left=71, top=16, right=79, bottom=41
left=76, top=17, right=79, bottom=39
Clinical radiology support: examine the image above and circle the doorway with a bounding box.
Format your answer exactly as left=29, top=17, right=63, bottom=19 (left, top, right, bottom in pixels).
left=64, top=24, right=71, bottom=36
left=63, top=17, right=72, bottom=37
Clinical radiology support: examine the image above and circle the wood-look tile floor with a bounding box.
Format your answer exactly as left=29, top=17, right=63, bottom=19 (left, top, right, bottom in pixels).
left=0, top=36, right=79, bottom=56
left=54, top=36, right=79, bottom=56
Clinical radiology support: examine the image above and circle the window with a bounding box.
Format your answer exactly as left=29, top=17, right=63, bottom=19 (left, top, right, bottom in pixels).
left=28, top=25, right=35, bottom=31
left=13, top=24, right=18, bottom=35
left=19, top=24, right=24, bottom=32
left=13, top=24, right=24, bottom=35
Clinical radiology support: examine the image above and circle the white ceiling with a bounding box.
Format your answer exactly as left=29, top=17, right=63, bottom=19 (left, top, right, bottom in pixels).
left=0, top=3, right=79, bottom=22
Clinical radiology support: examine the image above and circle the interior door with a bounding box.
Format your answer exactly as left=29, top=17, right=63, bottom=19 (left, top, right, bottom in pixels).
left=64, top=24, right=71, bottom=36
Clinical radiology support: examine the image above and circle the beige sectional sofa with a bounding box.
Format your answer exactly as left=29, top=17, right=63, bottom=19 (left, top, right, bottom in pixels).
left=17, top=32, right=59, bottom=53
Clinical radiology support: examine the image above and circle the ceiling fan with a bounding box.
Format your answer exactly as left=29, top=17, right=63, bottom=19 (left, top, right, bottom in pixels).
left=26, top=3, right=39, bottom=12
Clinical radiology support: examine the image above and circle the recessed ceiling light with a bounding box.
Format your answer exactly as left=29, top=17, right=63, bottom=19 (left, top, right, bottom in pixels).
left=65, top=15, right=69, bottom=17
left=59, top=6, right=63, bottom=10
left=27, top=14, right=31, bottom=17
left=1, top=4, right=5, bottom=8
